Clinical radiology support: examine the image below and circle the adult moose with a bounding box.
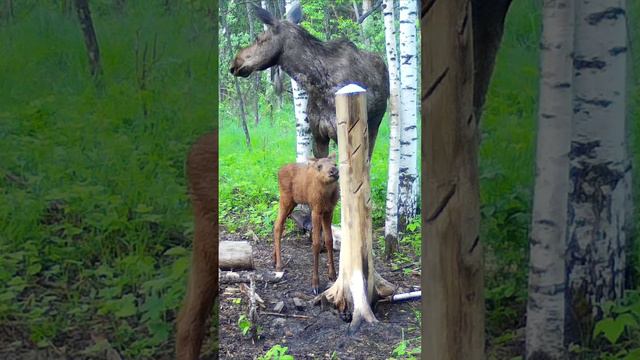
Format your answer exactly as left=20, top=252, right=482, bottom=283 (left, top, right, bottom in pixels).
left=229, top=3, right=389, bottom=159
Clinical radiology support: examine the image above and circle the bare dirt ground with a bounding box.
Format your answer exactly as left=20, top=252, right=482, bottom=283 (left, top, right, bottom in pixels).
left=218, top=227, right=422, bottom=360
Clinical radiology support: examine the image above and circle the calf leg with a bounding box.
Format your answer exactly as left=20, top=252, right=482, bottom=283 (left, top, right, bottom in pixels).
left=322, top=211, right=336, bottom=281
left=176, top=209, right=218, bottom=359
left=273, top=198, right=294, bottom=272
left=311, top=211, right=323, bottom=295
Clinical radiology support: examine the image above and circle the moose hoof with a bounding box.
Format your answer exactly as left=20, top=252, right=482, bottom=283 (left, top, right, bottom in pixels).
left=312, top=287, right=320, bottom=296
left=328, top=272, right=336, bottom=282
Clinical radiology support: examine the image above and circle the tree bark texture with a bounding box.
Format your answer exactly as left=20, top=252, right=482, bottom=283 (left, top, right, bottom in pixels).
left=565, top=0, right=630, bottom=347
left=397, top=0, right=419, bottom=228
left=382, top=0, right=401, bottom=258
left=321, top=85, right=395, bottom=333
left=525, top=1, right=575, bottom=358
left=285, top=0, right=312, bottom=163
left=422, top=0, right=484, bottom=358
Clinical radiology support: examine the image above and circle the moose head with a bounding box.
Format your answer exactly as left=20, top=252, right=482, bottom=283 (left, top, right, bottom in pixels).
left=229, top=3, right=303, bottom=78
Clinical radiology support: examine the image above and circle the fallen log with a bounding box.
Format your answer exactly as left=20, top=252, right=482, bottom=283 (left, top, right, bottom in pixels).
left=219, top=270, right=284, bottom=284
left=219, top=241, right=254, bottom=270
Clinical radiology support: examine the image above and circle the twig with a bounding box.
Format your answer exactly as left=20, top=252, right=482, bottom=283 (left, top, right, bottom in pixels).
left=357, top=0, right=382, bottom=23
left=261, top=311, right=312, bottom=319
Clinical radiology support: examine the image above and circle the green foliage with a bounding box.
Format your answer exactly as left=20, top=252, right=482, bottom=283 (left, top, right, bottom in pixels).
left=571, top=291, right=640, bottom=359
left=258, top=344, right=295, bottom=360
left=0, top=1, right=213, bottom=357
left=238, top=314, right=252, bottom=336
left=389, top=332, right=420, bottom=360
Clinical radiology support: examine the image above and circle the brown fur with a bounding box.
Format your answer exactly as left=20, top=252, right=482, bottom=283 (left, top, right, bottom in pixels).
left=273, top=154, right=339, bottom=294
left=175, top=132, right=218, bottom=360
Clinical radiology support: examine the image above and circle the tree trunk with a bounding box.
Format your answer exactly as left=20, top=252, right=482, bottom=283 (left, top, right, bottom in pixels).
left=565, top=0, right=630, bottom=347
left=285, top=0, right=312, bottom=162
left=245, top=1, right=261, bottom=125
left=471, top=0, right=513, bottom=119
left=397, top=0, right=419, bottom=229
left=321, top=85, right=395, bottom=333
left=382, top=0, right=401, bottom=258
left=422, top=0, right=483, bottom=358
left=221, top=8, right=251, bottom=149
left=525, top=0, right=575, bottom=357
left=74, top=0, right=102, bottom=78
left=360, top=0, right=372, bottom=47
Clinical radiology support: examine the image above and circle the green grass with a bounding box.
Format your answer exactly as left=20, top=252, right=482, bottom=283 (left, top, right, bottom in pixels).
left=0, top=3, right=215, bottom=358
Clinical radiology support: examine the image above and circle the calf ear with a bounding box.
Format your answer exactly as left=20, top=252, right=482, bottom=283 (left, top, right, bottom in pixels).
left=307, top=156, right=317, bottom=164
left=253, top=5, right=277, bottom=27
left=328, top=153, right=337, bottom=161
left=285, top=2, right=303, bottom=24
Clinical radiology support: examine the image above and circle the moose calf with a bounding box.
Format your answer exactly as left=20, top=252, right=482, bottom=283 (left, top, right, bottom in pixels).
left=274, top=154, right=339, bottom=295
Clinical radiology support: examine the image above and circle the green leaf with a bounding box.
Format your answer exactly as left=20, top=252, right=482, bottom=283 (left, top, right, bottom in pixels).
left=164, top=246, right=187, bottom=257
left=593, top=314, right=633, bottom=344
left=624, top=348, right=640, bottom=360
left=114, top=295, right=137, bottom=318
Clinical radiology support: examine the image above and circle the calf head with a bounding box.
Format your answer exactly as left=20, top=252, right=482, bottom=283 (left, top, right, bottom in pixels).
left=308, top=153, right=339, bottom=184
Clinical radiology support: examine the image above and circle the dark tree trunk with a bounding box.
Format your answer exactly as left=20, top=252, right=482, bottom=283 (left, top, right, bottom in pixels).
left=74, top=0, right=102, bottom=79
left=245, top=1, right=261, bottom=125
left=222, top=3, right=251, bottom=148
left=471, top=0, right=513, bottom=120
left=3, top=0, right=13, bottom=22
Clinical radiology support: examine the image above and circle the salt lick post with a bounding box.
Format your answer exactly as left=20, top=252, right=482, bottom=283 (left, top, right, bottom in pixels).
left=320, top=84, right=395, bottom=333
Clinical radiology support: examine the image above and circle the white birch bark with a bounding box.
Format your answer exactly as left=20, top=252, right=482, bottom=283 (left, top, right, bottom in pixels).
left=525, top=0, right=575, bottom=357
left=565, top=0, right=629, bottom=344
left=285, top=0, right=312, bottom=162
left=382, top=0, right=401, bottom=256
left=397, top=0, right=418, bottom=227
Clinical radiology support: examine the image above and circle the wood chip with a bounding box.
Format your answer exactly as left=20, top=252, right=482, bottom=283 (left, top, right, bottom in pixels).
left=273, top=301, right=285, bottom=313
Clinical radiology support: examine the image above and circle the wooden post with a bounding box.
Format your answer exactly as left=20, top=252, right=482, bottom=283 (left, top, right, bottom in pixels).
left=422, top=0, right=484, bottom=359
left=321, top=84, right=395, bottom=333
left=336, top=83, right=375, bottom=305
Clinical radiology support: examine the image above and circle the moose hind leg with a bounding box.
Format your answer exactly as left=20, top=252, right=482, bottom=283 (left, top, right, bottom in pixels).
left=322, top=211, right=336, bottom=281
left=312, top=137, right=330, bottom=159
left=273, top=198, right=294, bottom=272
left=311, top=211, right=323, bottom=295
left=176, top=209, right=218, bottom=360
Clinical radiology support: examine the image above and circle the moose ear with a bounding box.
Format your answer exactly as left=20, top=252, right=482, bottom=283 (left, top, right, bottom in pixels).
left=328, top=153, right=337, bottom=161
left=285, top=2, right=303, bottom=24
left=307, top=156, right=317, bottom=164
left=253, top=5, right=277, bottom=27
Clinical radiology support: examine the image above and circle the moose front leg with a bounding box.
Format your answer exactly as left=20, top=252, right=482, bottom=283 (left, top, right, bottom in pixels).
left=322, top=211, right=336, bottom=281
left=311, top=211, right=323, bottom=295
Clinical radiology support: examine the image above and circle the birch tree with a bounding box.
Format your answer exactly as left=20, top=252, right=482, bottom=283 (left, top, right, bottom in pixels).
left=285, top=0, right=312, bottom=163
left=565, top=0, right=630, bottom=348
left=397, top=0, right=418, bottom=228
left=382, top=0, right=401, bottom=258
left=525, top=0, right=631, bottom=356
left=525, top=0, right=575, bottom=357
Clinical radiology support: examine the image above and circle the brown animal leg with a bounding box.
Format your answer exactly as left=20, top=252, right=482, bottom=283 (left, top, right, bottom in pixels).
left=322, top=211, right=337, bottom=281
left=273, top=198, right=295, bottom=272
left=311, top=211, right=323, bottom=295
left=176, top=133, right=218, bottom=360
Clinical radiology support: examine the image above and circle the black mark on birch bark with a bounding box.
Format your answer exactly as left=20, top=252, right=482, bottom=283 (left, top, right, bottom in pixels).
left=586, top=7, right=625, bottom=25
